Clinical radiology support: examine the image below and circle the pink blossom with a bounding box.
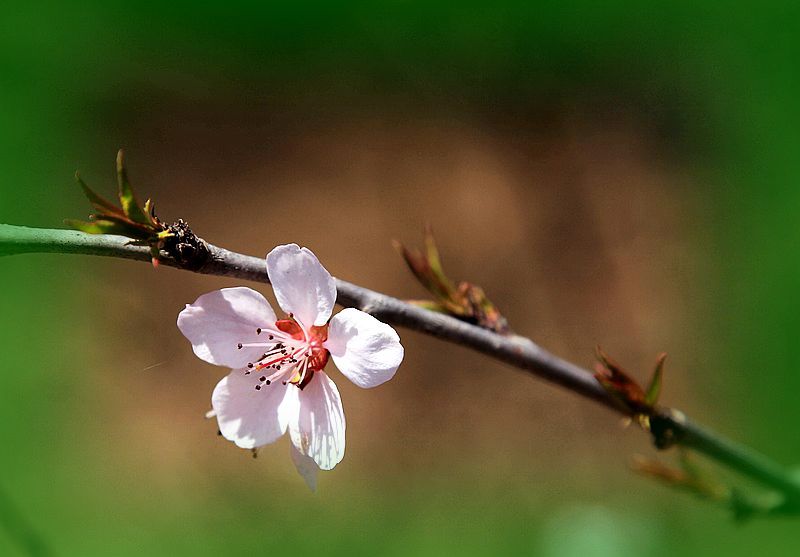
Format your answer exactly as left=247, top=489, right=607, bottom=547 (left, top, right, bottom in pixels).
left=177, top=244, right=404, bottom=489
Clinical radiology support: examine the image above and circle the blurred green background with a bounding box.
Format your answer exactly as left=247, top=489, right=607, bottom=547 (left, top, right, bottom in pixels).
left=2, top=2, right=799, bottom=555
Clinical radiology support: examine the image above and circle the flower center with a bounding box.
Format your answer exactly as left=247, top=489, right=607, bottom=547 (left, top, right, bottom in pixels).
left=236, top=314, right=330, bottom=391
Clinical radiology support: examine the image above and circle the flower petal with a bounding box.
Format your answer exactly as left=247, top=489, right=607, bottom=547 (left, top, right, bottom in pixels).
left=288, top=372, right=346, bottom=470
left=290, top=444, right=319, bottom=492
left=266, top=244, right=336, bottom=328
left=177, top=287, right=277, bottom=368
left=326, top=308, right=404, bottom=389
left=212, top=369, right=297, bottom=449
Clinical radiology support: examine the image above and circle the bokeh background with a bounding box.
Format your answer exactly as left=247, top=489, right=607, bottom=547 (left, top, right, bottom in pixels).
left=2, top=2, right=799, bottom=555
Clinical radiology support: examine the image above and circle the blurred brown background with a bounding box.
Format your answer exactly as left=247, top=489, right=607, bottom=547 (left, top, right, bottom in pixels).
left=85, top=100, right=717, bottom=497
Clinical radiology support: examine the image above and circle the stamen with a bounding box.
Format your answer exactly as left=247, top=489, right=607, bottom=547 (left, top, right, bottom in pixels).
left=238, top=342, right=273, bottom=349
left=252, top=358, right=300, bottom=389
left=251, top=345, right=306, bottom=372
left=247, top=318, right=331, bottom=393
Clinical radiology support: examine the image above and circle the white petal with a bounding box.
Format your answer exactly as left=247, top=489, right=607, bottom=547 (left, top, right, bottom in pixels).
left=290, top=444, right=319, bottom=492
left=212, top=369, right=297, bottom=449
left=266, top=244, right=336, bottom=328
left=326, top=308, right=404, bottom=389
left=288, top=372, right=346, bottom=470
left=177, top=287, right=277, bottom=368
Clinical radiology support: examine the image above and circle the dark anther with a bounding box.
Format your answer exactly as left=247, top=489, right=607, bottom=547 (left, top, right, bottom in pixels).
left=256, top=328, right=262, bottom=334
left=255, top=385, right=262, bottom=390
left=265, top=380, right=271, bottom=385
left=259, top=376, right=266, bottom=382
left=237, top=343, right=243, bottom=349
left=247, top=363, right=254, bottom=368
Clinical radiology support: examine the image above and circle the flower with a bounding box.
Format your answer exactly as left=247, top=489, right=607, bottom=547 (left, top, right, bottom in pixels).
left=177, top=244, right=404, bottom=490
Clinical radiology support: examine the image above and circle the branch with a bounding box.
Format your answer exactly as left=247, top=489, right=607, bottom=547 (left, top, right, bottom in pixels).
left=2, top=223, right=799, bottom=511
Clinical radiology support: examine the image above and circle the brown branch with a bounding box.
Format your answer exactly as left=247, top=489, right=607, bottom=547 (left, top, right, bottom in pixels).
left=2, top=223, right=799, bottom=512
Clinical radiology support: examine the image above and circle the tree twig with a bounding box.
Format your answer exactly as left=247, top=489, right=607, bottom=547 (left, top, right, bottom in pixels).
left=2, top=223, right=798, bottom=511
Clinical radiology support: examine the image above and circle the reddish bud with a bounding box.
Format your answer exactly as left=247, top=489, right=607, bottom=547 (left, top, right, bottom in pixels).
left=395, top=226, right=510, bottom=334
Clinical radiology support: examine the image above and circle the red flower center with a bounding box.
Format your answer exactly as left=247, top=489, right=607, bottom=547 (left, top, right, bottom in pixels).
left=275, top=318, right=330, bottom=389
left=239, top=316, right=331, bottom=391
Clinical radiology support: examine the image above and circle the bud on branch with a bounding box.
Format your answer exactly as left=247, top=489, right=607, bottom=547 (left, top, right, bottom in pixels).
left=65, top=150, right=209, bottom=269
left=394, top=226, right=509, bottom=334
